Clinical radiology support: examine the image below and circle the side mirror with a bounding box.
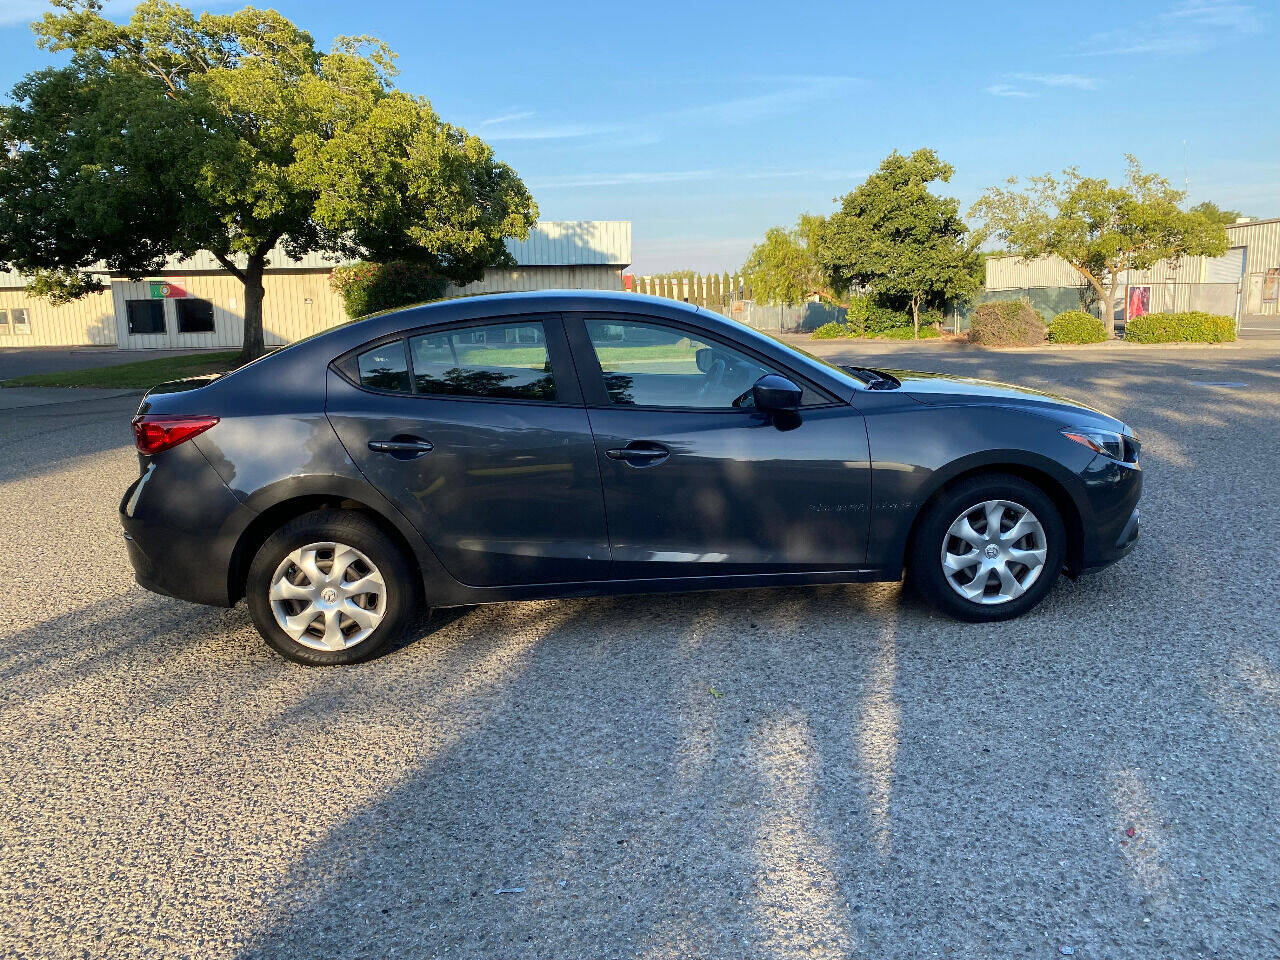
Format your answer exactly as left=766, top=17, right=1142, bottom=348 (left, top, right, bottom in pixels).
left=752, top=374, right=802, bottom=413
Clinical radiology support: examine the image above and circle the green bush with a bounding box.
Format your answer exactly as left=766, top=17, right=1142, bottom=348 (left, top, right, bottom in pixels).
left=874, top=323, right=941, bottom=340
left=1048, top=310, right=1108, bottom=344
left=329, top=261, right=448, bottom=318
left=968, top=299, right=1046, bottom=346
left=810, top=318, right=940, bottom=340
left=1123, top=311, right=1236, bottom=343
left=811, top=321, right=853, bottom=339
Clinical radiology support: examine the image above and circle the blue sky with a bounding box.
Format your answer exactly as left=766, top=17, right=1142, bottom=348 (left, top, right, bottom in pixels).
left=1, top=0, right=1276, bottom=273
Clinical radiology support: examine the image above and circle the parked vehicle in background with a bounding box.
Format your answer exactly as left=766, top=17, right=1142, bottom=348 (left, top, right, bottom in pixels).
left=121, top=292, right=1141, bottom=664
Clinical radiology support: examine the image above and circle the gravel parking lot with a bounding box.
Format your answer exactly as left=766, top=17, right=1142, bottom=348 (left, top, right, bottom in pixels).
left=3, top=342, right=1279, bottom=960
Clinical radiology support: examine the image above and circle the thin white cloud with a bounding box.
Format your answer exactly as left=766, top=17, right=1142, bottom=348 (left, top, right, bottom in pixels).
left=668, top=75, right=859, bottom=125
left=986, top=83, right=1036, bottom=99
left=483, top=121, right=622, bottom=142
left=987, top=73, right=1099, bottom=98
left=530, top=168, right=866, bottom=189
left=479, top=110, right=537, bottom=126
left=531, top=170, right=718, bottom=188
left=485, top=76, right=859, bottom=144
left=1011, top=72, right=1099, bottom=90
left=1082, top=0, right=1263, bottom=55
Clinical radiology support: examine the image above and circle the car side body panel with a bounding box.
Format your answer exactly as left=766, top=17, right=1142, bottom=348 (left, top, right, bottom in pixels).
left=120, top=291, right=1141, bottom=615
left=857, top=390, right=1139, bottom=575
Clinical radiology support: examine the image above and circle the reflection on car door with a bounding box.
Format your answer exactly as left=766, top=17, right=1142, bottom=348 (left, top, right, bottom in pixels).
left=566, top=314, right=873, bottom=579
left=327, top=315, right=611, bottom=587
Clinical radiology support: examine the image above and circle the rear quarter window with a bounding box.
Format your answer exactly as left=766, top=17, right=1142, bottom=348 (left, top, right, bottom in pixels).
left=356, top=342, right=411, bottom=393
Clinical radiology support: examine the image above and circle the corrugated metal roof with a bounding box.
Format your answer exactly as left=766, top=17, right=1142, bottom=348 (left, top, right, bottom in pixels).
left=0, top=221, right=631, bottom=286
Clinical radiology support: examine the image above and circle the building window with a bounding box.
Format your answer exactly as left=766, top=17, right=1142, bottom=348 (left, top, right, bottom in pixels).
left=175, top=298, right=215, bottom=333
left=11, top=307, right=30, bottom=335
left=126, top=300, right=166, bottom=335
left=0, top=310, right=8, bottom=332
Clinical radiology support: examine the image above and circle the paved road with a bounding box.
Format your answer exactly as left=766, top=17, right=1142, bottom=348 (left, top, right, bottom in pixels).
left=3, top=344, right=1279, bottom=960
left=0, top=345, right=218, bottom=380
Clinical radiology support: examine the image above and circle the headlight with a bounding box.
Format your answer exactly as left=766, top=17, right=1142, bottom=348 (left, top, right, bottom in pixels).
left=1061, top=427, right=1138, bottom=462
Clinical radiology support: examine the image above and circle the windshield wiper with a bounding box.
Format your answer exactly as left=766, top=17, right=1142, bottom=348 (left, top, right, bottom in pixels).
left=842, top=365, right=900, bottom=390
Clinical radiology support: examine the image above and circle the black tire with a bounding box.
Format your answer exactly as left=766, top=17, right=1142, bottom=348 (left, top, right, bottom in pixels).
left=909, top=473, right=1065, bottom=623
left=246, top=509, right=418, bottom=665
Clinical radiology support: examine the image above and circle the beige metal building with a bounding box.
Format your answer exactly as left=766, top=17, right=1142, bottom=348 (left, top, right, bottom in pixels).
left=0, top=221, right=631, bottom=349
left=984, top=217, right=1280, bottom=325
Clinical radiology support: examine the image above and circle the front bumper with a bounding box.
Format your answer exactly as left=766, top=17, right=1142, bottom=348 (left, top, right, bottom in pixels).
left=1075, top=454, right=1142, bottom=574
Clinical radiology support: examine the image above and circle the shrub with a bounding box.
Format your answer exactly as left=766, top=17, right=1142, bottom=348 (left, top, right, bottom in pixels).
left=1048, top=310, right=1108, bottom=344
left=811, top=321, right=853, bottom=339
left=1123, top=311, right=1236, bottom=343
left=968, top=299, right=1046, bottom=346
left=329, top=261, right=448, bottom=318
left=840, top=295, right=913, bottom=336
left=874, top=323, right=941, bottom=340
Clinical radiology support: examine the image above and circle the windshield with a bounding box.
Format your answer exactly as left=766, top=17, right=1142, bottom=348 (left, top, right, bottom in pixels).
left=701, top=308, right=866, bottom=390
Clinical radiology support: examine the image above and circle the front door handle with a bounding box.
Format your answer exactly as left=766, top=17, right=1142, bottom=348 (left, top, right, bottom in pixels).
left=605, top=441, right=670, bottom=467
left=369, top=438, right=434, bottom=460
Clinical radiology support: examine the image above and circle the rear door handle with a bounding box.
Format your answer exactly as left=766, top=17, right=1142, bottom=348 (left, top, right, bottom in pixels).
left=605, top=441, right=670, bottom=467
left=369, top=439, right=434, bottom=459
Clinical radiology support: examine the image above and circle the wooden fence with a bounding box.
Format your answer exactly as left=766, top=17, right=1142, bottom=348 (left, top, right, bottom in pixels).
left=627, top=274, right=754, bottom=312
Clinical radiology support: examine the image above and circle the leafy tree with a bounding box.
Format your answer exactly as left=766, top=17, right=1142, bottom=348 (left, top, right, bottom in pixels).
left=0, top=1, right=536, bottom=360
left=971, top=156, right=1228, bottom=335
left=741, top=214, right=841, bottom=306
left=819, top=149, right=980, bottom=338
left=1188, top=201, right=1245, bottom=226
left=329, top=261, right=447, bottom=318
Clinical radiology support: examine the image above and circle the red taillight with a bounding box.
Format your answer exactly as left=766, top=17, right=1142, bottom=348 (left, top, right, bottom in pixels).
left=131, top=415, right=219, bottom=455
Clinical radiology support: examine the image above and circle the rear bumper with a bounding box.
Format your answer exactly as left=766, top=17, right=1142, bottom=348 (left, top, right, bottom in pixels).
left=119, top=446, right=250, bottom=607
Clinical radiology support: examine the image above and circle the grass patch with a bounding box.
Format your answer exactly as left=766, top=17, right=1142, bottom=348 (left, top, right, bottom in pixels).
left=2, top=351, right=242, bottom=389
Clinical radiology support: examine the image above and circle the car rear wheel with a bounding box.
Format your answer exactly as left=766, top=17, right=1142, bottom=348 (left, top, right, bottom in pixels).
left=246, top=510, right=417, bottom=664
left=910, top=474, right=1065, bottom=622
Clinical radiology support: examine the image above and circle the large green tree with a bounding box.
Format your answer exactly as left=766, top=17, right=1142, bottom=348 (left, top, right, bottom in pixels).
left=0, top=1, right=537, bottom=360
left=1188, top=200, right=1246, bottom=226
left=741, top=150, right=979, bottom=337
left=819, top=149, right=980, bottom=338
left=740, top=214, right=842, bottom=306
left=970, top=157, right=1228, bottom=335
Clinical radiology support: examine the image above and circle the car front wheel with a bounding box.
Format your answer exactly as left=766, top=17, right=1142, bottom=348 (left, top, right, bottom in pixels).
left=910, top=474, right=1065, bottom=622
left=246, top=509, right=417, bottom=664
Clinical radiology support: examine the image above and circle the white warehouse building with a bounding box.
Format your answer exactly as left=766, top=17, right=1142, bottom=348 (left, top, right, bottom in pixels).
left=983, top=217, right=1280, bottom=330
left=0, top=221, right=631, bottom=350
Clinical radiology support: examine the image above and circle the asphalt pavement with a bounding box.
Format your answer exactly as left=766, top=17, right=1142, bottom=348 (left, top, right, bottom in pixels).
left=2, top=342, right=1279, bottom=959
left=0, top=345, right=217, bottom=381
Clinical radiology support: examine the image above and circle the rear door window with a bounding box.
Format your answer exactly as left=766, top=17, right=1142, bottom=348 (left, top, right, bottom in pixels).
left=408, top=321, right=557, bottom=402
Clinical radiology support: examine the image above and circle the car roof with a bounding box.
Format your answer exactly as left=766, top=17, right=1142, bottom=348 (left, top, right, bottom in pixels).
left=351, top=289, right=702, bottom=333
left=224, top=289, right=858, bottom=405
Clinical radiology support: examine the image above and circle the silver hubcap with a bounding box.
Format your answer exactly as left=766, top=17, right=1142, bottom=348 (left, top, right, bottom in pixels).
left=941, top=499, right=1048, bottom=605
left=268, top=542, right=387, bottom=650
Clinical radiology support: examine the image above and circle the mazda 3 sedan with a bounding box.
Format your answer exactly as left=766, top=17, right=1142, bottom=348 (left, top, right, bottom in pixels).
left=122, top=291, right=1141, bottom=664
